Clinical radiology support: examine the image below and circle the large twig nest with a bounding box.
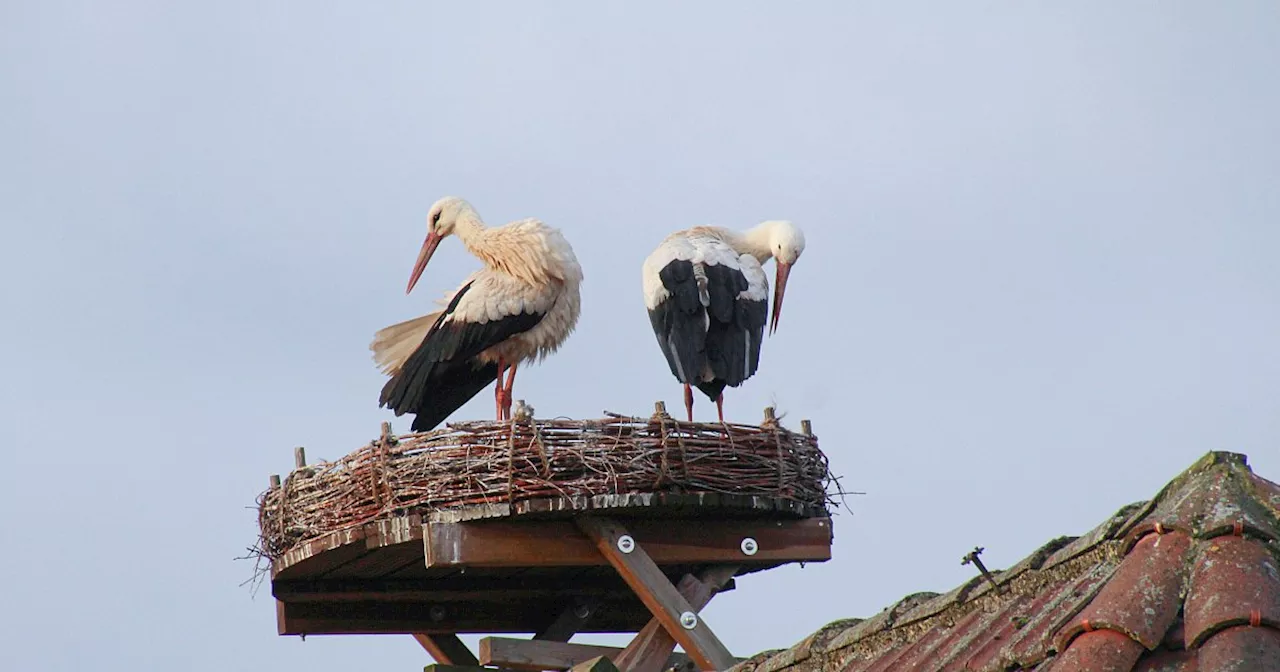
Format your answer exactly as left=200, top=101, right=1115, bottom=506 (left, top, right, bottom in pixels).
left=253, top=409, right=834, bottom=563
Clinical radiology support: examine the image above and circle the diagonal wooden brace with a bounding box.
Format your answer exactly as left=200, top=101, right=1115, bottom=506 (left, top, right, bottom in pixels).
left=614, top=566, right=739, bottom=672
left=413, top=633, right=480, bottom=666
left=576, top=517, right=737, bottom=672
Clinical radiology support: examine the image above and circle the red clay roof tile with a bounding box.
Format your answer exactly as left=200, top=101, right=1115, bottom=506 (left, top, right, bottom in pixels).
left=1048, top=629, right=1145, bottom=672
left=935, top=596, right=1033, bottom=672
left=1195, top=625, right=1280, bottom=672
left=732, top=452, right=1280, bottom=672
left=1183, top=535, right=1280, bottom=647
left=1131, top=649, right=1196, bottom=672
left=1057, top=531, right=1192, bottom=650
left=1249, top=471, right=1280, bottom=514
left=1005, top=560, right=1120, bottom=668
left=956, top=593, right=1048, bottom=672
left=860, top=619, right=955, bottom=672
left=902, top=602, right=997, bottom=670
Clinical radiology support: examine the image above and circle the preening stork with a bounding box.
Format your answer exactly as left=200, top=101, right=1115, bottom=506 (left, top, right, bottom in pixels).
left=642, top=221, right=805, bottom=422
left=371, top=197, right=582, bottom=431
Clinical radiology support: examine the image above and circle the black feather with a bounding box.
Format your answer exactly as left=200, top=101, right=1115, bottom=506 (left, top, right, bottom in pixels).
left=650, top=259, right=767, bottom=401
left=380, top=281, right=546, bottom=431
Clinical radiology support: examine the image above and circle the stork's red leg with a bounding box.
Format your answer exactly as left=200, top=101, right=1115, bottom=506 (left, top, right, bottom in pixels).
left=494, top=358, right=508, bottom=420
left=683, top=384, right=694, bottom=422
left=502, top=363, right=519, bottom=420
left=716, top=393, right=725, bottom=424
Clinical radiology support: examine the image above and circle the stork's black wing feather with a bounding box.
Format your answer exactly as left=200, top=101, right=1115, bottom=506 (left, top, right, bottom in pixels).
left=649, top=258, right=767, bottom=402
left=648, top=259, right=706, bottom=384
left=380, top=281, right=546, bottom=431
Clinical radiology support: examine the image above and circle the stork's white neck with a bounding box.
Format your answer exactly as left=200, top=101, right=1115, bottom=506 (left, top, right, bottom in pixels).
left=725, top=223, right=776, bottom=264
left=448, top=205, right=577, bottom=288
left=451, top=204, right=488, bottom=251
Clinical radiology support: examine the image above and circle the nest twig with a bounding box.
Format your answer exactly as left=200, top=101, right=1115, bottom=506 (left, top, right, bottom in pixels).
left=252, top=412, right=836, bottom=565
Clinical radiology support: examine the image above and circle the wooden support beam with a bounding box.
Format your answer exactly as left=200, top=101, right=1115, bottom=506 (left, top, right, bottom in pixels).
left=423, top=666, right=520, bottom=672
left=570, top=656, right=620, bottom=672
left=413, top=634, right=479, bottom=666
left=273, top=575, right=639, bottom=603
left=535, top=599, right=598, bottom=641
left=615, top=566, right=739, bottom=672
left=479, top=637, right=691, bottom=672
left=277, top=597, right=657, bottom=635
left=576, top=517, right=737, bottom=672
left=426, top=518, right=831, bottom=569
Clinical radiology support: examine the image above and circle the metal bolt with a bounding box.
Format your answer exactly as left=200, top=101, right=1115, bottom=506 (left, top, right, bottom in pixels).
left=679, top=611, right=698, bottom=629
left=740, top=537, right=759, bottom=556
left=617, top=535, right=635, bottom=554
left=574, top=603, right=592, bottom=619
left=429, top=606, right=446, bottom=622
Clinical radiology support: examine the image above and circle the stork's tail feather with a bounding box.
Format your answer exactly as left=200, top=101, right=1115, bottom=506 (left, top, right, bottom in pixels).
left=370, top=311, right=442, bottom=376
left=695, top=379, right=728, bottom=402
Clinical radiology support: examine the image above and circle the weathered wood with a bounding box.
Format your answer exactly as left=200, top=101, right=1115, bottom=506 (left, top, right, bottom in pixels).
left=294, top=446, right=307, bottom=468
left=800, top=420, right=812, bottom=436
left=426, top=517, right=831, bottom=569
left=425, top=493, right=825, bottom=524
left=535, top=599, right=597, bottom=641
left=413, top=633, right=479, bottom=666
left=479, top=638, right=690, bottom=672
left=271, top=526, right=371, bottom=580
left=274, top=575, right=639, bottom=603
left=422, top=665, right=520, bottom=672
left=615, top=566, right=739, bottom=672
left=569, top=656, right=621, bottom=672
left=269, top=474, right=281, bottom=488
left=576, top=517, right=736, bottom=672
left=277, top=597, right=656, bottom=635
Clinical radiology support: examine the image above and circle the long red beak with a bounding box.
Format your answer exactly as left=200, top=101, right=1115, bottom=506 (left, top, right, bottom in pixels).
left=770, top=262, right=791, bottom=335
left=406, top=231, right=443, bottom=294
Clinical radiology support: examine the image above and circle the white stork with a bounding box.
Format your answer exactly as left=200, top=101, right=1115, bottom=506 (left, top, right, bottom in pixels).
left=371, top=197, right=583, bottom=431
left=642, top=221, right=805, bottom=422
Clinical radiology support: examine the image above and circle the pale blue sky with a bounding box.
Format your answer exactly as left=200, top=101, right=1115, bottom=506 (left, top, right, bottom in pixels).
left=3, top=2, right=1279, bottom=670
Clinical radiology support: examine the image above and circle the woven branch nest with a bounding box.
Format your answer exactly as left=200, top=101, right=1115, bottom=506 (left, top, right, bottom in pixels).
left=254, top=410, right=835, bottom=563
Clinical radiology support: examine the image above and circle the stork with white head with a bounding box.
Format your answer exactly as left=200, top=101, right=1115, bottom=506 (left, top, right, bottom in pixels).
left=372, top=196, right=583, bottom=431
left=642, top=219, right=806, bottom=423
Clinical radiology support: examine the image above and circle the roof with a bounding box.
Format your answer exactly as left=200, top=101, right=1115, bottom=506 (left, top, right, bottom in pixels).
left=731, top=451, right=1280, bottom=672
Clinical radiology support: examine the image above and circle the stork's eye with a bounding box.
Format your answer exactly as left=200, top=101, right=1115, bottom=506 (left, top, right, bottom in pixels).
left=432, top=211, right=441, bottom=225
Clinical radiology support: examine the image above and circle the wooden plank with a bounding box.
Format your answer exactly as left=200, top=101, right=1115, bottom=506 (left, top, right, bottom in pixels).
left=273, top=575, right=638, bottom=603
left=414, top=634, right=479, bottom=666
left=277, top=597, right=655, bottom=635
left=576, top=517, right=736, bottom=672
left=428, top=494, right=827, bottom=524
left=423, top=666, right=520, bottom=672
left=615, top=566, right=739, bottom=672
left=569, top=656, right=620, bottom=672
left=479, top=637, right=692, bottom=671
left=426, top=517, right=831, bottom=569
left=272, top=526, right=371, bottom=580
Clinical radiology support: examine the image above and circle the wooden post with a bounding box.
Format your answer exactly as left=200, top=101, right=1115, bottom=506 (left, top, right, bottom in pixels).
left=575, top=517, right=736, bottom=672
left=413, top=633, right=479, bottom=666
left=653, top=401, right=668, bottom=417
left=762, top=407, right=776, bottom=426
left=269, top=474, right=281, bottom=488
left=800, top=419, right=812, bottom=436
left=294, top=446, right=307, bottom=469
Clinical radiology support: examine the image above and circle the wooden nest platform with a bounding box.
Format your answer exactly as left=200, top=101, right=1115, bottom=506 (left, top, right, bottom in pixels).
left=253, top=404, right=837, bottom=672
